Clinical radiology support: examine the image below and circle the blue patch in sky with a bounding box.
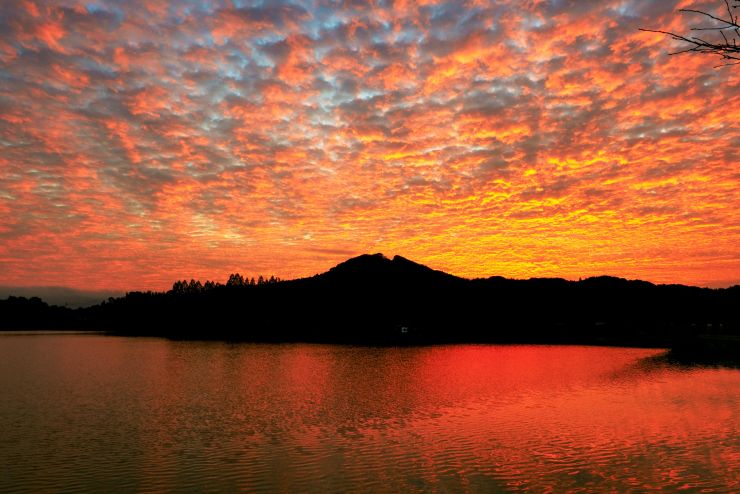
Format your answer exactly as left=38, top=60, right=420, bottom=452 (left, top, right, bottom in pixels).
left=85, top=3, right=105, bottom=14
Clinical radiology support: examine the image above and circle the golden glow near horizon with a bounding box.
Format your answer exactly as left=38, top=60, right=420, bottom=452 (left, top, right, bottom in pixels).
left=0, top=0, right=738, bottom=290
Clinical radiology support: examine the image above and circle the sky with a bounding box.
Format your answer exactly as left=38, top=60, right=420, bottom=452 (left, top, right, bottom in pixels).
left=0, top=0, right=738, bottom=291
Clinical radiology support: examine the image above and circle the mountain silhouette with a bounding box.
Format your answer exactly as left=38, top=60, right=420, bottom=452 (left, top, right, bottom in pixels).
left=1, top=253, right=738, bottom=357
left=0, top=286, right=121, bottom=308
left=318, top=253, right=462, bottom=288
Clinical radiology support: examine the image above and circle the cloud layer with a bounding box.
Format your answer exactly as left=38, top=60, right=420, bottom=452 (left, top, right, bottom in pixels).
left=0, top=0, right=738, bottom=290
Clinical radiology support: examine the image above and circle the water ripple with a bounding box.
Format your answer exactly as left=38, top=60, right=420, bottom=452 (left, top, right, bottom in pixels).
left=0, top=337, right=738, bottom=492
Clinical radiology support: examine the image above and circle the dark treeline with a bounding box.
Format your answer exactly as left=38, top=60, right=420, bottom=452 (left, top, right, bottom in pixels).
left=1, top=254, right=738, bottom=355
left=170, top=273, right=282, bottom=294
left=0, top=296, right=77, bottom=330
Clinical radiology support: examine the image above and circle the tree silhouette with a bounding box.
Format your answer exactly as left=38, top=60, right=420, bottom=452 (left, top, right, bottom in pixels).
left=641, top=1, right=740, bottom=67
left=227, top=273, right=245, bottom=287
left=185, top=279, right=202, bottom=293
left=171, top=280, right=187, bottom=294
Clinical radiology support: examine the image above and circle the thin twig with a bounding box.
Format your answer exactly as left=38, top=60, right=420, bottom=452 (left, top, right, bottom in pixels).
left=639, top=1, right=740, bottom=68
left=679, top=8, right=737, bottom=27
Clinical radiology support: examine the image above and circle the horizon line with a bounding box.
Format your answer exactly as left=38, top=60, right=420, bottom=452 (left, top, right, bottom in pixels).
left=1, top=253, right=738, bottom=299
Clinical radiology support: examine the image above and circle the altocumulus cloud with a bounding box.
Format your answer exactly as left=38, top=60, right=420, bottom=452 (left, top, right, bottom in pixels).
left=0, top=0, right=737, bottom=290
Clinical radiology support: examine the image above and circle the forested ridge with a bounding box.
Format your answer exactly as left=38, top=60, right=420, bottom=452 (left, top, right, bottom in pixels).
left=2, top=254, right=738, bottom=352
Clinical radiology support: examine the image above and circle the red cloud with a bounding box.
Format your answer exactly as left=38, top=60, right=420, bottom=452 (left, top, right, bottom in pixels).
left=0, top=0, right=737, bottom=290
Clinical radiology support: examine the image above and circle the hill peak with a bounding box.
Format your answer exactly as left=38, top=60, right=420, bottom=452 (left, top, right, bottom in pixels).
left=321, top=253, right=461, bottom=285
left=326, top=253, right=390, bottom=274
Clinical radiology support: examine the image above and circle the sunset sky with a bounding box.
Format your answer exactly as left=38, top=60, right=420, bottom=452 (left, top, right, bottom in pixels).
left=0, top=0, right=738, bottom=291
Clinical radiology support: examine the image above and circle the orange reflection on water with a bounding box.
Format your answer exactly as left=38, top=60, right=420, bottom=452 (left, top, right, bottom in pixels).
left=1, top=336, right=738, bottom=492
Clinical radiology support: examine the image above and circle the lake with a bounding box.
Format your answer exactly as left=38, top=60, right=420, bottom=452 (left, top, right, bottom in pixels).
left=0, top=333, right=737, bottom=492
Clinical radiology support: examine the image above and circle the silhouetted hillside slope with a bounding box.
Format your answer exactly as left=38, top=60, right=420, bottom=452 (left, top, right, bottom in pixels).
left=1, top=254, right=738, bottom=352
left=321, top=254, right=462, bottom=286
left=0, top=296, right=76, bottom=329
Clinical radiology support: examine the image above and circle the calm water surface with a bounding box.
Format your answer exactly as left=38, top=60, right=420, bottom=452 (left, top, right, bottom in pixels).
left=0, top=333, right=738, bottom=492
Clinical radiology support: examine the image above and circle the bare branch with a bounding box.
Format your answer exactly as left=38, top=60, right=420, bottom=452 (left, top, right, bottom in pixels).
left=641, top=1, right=740, bottom=68
left=679, top=8, right=737, bottom=27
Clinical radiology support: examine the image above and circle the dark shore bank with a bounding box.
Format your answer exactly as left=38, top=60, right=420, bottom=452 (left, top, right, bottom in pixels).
left=1, top=254, right=738, bottom=361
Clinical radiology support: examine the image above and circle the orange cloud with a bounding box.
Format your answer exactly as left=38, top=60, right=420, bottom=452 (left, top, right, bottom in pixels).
left=0, top=0, right=737, bottom=290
